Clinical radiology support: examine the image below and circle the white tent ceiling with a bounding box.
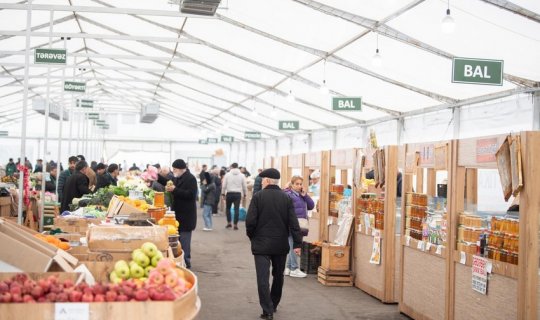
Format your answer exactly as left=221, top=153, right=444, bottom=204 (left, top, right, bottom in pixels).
left=0, top=0, right=539, bottom=142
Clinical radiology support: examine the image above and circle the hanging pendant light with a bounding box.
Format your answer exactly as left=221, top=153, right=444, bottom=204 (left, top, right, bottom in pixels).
left=372, top=33, right=383, bottom=67
left=442, top=0, right=455, bottom=34
left=320, top=59, right=329, bottom=95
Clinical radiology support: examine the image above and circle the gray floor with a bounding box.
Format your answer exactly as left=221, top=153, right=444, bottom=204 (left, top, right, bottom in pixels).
left=190, top=210, right=409, bottom=320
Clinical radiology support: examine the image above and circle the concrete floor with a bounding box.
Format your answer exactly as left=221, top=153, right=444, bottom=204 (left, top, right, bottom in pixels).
left=190, top=211, right=409, bottom=320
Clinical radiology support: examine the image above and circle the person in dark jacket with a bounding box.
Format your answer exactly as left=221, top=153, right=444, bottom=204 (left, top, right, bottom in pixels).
left=246, top=168, right=302, bottom=320
left=94, top=163, right=108, bottom=190
left=57, top=156, right=78, bottom=203
left=6, top=158, right=16, bottom=176
left=211, top=168, right=221, bottom=215
left=105, top=163, right=119, bottom=187
left=60, top=161, right=92, bottom=212
left=158, top=159, right=197, bottom=268
left=283, top=175, right=314, bottom=278
left=253, top=169, right=263, bottom=195
left=45, top=164, right=58, bottom=193
left=201, top=172, right=216, bottom=231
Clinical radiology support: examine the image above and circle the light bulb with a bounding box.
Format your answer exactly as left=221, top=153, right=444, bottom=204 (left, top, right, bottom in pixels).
left=442, top=9, right=455, bottom=34
left=320, top=80, right=329, bottom=95
left=372, top=49, right=383, bottom=67
left=287, top=90, right=295, bottom=103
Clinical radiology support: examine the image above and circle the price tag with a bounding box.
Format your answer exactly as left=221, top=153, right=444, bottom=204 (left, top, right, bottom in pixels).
left=486, top=261, right=493, bottom=274
left=405, top=236, right=411, bottom=246
left=426, top=242, right=432, bottom=251
left=436, top=245, right=443, bottom=255
left=417, top=240, right=425, bottom=251
left=460, top=251, right=466, bottom=264
left=55, top=303, right=89, bottom=320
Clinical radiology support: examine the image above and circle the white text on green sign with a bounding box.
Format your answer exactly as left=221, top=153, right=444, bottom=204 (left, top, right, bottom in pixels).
left=87, top=113, right=99, bottom=120
left=35, top=48, right=66, bottom=64
left=77, top=99, right=93, bottom=108
left=199, top=139, right=208, bottom=144
left=452, top=58, right=503, bottom=86
left=245, top=132, right=261, bottom=139
left=0, top=131, right=8, bottom=136
left=207, top=138, right=218, bottom=144
left=279, top=121, right=300, bottom=130
left=332, top=97, right=362, bottom=111
left=221, top=136, right=234, bottom=142
left=64, top=81, right=86, bottom=93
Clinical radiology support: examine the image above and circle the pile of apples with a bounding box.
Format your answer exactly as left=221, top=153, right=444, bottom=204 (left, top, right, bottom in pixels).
left=109, top=242, right=163, bottom=283
left=0, top=265, right=192, bottom=303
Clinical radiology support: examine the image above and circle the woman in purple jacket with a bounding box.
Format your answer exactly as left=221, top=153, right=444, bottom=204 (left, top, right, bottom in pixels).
left=283, top=175, right=315, bottom=278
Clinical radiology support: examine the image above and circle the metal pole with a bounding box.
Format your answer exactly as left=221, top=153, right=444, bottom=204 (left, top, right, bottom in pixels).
left=40, top=10, right=54, bottom=232
left=55, top=37, right=66, bottom=196
left=453, top=107, right=461, bottom=139
left=17, top=0, right=33, bottom=225
left=533, top=92, right=540, bottom=130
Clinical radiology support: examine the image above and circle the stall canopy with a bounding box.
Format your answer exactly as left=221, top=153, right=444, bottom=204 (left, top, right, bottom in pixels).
left=0, top=0, right=539, bottom=141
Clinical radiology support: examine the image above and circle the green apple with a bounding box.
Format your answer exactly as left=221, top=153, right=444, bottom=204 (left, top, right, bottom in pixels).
left=130, top=263, right=145, bottom=279
left=109, top=271, right=122, bottom=284
left=145, top=266, right=155, bottom=277
left=132, top=249, right=144, bottom=260
left=133, top=252, right=150, bottom=267
left=114, top=260, right=130, bottom=280
left=151, top=251, right=164, bottom=267
left=141, top=242, right=159, bottom=258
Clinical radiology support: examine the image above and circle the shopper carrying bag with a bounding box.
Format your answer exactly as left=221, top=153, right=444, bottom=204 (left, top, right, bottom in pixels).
left=283, top=175, right=315, bottom=278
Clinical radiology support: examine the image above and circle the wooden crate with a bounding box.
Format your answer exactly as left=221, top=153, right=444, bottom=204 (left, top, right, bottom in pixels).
left=321, top=243, right=350, bottom=271
left=317, top=267, right=353, bottom=287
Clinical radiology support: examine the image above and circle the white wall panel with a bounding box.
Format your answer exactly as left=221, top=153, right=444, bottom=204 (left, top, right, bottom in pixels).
left=292, top=134, right=309, bottom=154
left=402, top=109, right=454, bottom=144
left=277, top=137, right=291, bottom=156
left=336, top=126, right=363, bottom=149
left=311, top=130, right=333, bottom=151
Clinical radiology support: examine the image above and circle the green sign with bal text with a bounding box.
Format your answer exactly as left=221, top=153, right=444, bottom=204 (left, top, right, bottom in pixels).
left=452, top=58, right=503, bottom=86
left=332, top=97, right=362, bottom=111
left=279, top=121, right=299, bottom=130
left=221, top=136, right=234, bottom=143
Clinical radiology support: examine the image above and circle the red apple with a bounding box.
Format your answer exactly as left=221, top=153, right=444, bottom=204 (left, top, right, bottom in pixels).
left=134, top=289, right=149, bottom=301
left=47, top=275, right=58, bottom=285
left=0, top=282, right=9, bottom=294
left=63, top=279, right=74, bottom=288
left=94, top=294, right=105, bottom=302
left=50, top=284, right=63, bottom=294
left=23, top=294, right=35, bottom=303
left=56, top=292, right=68, bottom=302
left=37, top=279, right=50, bottom=293
left=81, top=293, right=93, bottom=302
left=30, top=286, right=43, bottom=299
left=83, top=287, right=93, bottom=296
left=37, top=296, right=47, bottom=303
left=11, top=293, right=22, bottom=303
left=163, top=291, right=175, bottom=301
left=117, top=294, right=128, bottom=302
left=45, top=292, right=57, bottom=302
left=105, top=291, right=117, bottom=302
left=0, top=292, right=12, bottom=303
left=10, top=285, right=22, bottom=296
left=69, top=290, right=82, bottom=302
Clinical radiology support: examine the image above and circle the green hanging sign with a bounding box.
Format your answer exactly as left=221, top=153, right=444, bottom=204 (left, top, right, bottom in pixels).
left=279, top=121, right=300, bottom=130
left=452, top=57, right=504, bottom=86
left=34, top=48, right=67, bottom=64
left=245, top=131, right=261, bottom=139
left=221, top=135, right=234, bottom=143
left=64, top=81, right=86, bottom=93
left=332, top=97, right=362, bottom=111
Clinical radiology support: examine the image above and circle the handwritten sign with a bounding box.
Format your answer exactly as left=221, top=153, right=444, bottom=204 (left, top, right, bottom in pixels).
left=472, top=255, right=488, bottom=295
left=476, top=138, right=498, bottom=163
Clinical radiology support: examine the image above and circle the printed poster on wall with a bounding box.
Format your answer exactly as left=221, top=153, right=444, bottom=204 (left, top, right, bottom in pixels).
left=472, top=255, right=488, bottom=295
left=369, top=230, right=382, bottom=265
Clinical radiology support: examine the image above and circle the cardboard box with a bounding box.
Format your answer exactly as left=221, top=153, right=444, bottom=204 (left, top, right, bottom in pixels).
left=106, top=195, right=145, bottom=217
left=0, top=271, right=200, bottom=320
left=321, top=243, right=350, bottom=271
left=87, top=225, right=168, bottom=252
left=0, top=196, right=11, bottom=217
left=53, top=217, right=103, bottom=234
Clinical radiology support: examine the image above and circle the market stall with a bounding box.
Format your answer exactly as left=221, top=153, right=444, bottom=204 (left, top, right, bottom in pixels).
left=398, top=140, right=452, bottom=320
left=353, top=145, right=400, bottom=303
left=303, top=151, right=329, bottom=243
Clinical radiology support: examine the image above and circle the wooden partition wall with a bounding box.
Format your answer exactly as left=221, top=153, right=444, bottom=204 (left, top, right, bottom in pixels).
left=353, top=146, right=400, bottom=303
left=281, top=154, right=304, bottom=189
left=304, top=151, right=329, bottom=242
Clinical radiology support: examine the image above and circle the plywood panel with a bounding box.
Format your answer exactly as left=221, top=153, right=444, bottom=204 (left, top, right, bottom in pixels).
left=394, top=235, right=401, bottom=302
left=288, top=153, right=303, bottom=168
left=457, top=135, right=506, bottom=168
left=305, top=152, right=321, bottom=168
left=354, top=232, right=384, bottom=300
left=402, top=247, right=445, bottom=320
left=454, top=263, right=517, bottom=320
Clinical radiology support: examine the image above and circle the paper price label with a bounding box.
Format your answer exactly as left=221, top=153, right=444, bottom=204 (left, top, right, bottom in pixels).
left=426, top=242, right=432, bottom=251
left=486, top=261, right=493, bottom=274
left=436, top=245, right=443, bottom=255
left=460, top=251, right=467, bottom=264
left=417, top=241, right=425, bottom=251
left=405, top=236, right=411, bottom=246
left=55, top=303, right=89, bottom=320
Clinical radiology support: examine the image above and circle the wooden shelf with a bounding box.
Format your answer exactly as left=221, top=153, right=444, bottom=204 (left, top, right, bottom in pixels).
left=401, top=236, right=446, bottom=260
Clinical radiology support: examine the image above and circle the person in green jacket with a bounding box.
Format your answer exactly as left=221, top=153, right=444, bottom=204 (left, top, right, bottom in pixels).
left=5, top=158, right=16, bottom=176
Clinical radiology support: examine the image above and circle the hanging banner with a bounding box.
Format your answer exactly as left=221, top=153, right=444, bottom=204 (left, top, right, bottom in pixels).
left=221, top=135, right=234, bottom=143
left=0, top=131, right=8, bottom=136
left=452, top=57, right=503, bottom=86
left=35, top=48, right=67, bottom=64
left=369, top=230, right=382, bottom=265
left=278, top=120, right=300, bottom=130
left=64, top=81, right=86, bottom=93
left=245, top=131, right=261, bottom=139
left=472, top=255, right=488, bottom=295
left=332, top=97, right=362, bottom=111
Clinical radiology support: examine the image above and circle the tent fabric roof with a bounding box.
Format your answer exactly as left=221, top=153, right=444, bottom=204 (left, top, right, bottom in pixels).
left=0, top=0, right=539, bottom=141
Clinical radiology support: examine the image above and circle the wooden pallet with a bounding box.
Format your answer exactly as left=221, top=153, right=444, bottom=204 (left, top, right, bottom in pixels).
left=317, top=267, right=353, bottom=287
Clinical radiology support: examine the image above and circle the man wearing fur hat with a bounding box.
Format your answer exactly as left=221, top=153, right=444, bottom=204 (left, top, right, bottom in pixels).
left=246, top=168, right=302, bottom=320
left=158, top=159, right=198, bottom=268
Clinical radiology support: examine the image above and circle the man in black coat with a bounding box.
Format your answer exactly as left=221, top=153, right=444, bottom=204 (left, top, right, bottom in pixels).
left=60, top=161, right=92, bottom=212
left=157, top=159, right=197, bottom=268
left=246, top=168, right=302, bottom=320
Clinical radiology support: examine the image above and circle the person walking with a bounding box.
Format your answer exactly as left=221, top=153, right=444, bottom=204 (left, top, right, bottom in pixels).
left=253, top=168, right=263, bottom=195
left=200, top=172, right=216, bottom=231
left=283, top=175, right=314, bottom=278
left=60, top=161, right=92, bottom=212
left=211, top=168, right=221, bottom=216
left=246, top=168, right=302, bottom=320
left=158, top=159, right=197, bottom=269
left=221, top=163, right=247, bottom=230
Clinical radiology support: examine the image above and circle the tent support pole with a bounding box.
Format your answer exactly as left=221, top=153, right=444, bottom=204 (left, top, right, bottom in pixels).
left=18, top=0, right=33, bottom=225
left=533, top=92, right=540, bottom=130
left=453, top=107, right=461, bottom=139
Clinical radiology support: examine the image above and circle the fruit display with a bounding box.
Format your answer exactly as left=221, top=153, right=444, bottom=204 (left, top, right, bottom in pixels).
left=116, top=196, right=150, bottom=212
left=0, top=266, right=192, bottom=303
left=158, top=211, right=180, bottom=235
left=109, top=242, right=164, bottom=282
left=33, top=234, right=71, bottom=250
